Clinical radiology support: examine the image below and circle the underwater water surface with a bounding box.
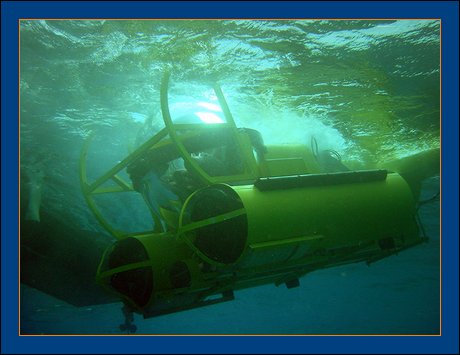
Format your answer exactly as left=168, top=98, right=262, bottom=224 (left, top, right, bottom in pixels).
left=19, top=19, right=440, bottom=335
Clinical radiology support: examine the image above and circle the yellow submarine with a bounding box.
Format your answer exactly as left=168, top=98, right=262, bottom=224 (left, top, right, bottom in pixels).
left=77, top=72, right=440, bottom=320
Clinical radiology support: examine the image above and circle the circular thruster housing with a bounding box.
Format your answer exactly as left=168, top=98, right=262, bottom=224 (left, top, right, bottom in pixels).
left=103, top=238, right=153, bottom=308
left=180, top=184, right=248, bottom=264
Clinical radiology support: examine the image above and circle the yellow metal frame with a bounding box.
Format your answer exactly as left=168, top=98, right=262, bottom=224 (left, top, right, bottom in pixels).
left=159, top=71, right=259, bottom=185
left=80, top=72, right=260, bottom=240
left=79, top=129, right=170, bottom=239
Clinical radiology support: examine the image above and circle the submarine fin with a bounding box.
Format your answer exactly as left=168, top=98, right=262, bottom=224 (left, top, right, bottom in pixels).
left=377, top=148, right=440, bottom=200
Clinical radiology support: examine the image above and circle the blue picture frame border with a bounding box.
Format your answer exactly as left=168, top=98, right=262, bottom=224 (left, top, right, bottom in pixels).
left=2, top=1, right=458, bottom=354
